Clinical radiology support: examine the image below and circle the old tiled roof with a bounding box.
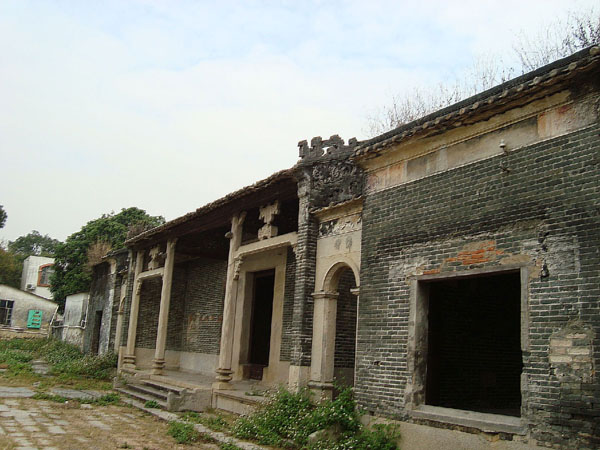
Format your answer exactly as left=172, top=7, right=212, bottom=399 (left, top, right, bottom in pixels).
left=355, top=45, right=600, bottom=158
left=126, top=168, right=296, bottom=245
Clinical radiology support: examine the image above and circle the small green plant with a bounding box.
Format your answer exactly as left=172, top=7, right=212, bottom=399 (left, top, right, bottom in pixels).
left=168, top=421, right=200, bottom=444
left=118, top=443, right=132, bottom=449
left=144, top=400, right=160, bottom=408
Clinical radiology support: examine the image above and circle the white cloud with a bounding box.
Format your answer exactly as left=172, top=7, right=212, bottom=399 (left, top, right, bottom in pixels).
left=0, top=0, right=597, bottom=242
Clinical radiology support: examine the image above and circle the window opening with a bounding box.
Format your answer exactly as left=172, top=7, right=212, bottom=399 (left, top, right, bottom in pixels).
left=0, top=300, right=14, bottom=326
left=38, top=264, right=54, bottom=287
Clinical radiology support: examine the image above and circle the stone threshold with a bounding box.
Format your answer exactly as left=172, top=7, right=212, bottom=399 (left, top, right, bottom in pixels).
left=410, top=405, right=525, bottom=435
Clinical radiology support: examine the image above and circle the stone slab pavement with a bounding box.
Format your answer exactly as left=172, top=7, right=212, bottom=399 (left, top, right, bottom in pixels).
left=0, top=396, right=221, bottom=450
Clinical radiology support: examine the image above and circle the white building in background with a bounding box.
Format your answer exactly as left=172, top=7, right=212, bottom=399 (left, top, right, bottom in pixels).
left=20, top=255, right=55, bottom=300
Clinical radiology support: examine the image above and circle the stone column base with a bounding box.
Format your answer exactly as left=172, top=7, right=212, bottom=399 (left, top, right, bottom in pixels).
left=151, top=358, right=165, bottom=375
left=308, top=380, right=334, bottom=402
left=213, top=368, right=234, bottom=390
left=122, top=354, right=136, bottom=370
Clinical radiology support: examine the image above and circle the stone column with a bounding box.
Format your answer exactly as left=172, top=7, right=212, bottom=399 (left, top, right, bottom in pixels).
left=122, top=250, right=145, bottom=370
left=308, top=291, right=339, bottom=401
left=113, top=274, right=128, bottom=354
left=152, top=238, right=177, bottom=375
left=214, top=212, right=246, bottom=390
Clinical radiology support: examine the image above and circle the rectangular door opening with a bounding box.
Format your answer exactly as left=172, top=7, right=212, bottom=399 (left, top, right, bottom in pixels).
left=425, top=271, right=522, bottom=417
left=247, top=270, right=275, bottom=379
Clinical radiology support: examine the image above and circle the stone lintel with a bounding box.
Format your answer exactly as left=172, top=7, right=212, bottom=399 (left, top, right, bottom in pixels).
left=137, top=267, right=164, bottom=281
left=235, top=231, right=298, bottom=259
left=312, top=197, right=363, bottom=223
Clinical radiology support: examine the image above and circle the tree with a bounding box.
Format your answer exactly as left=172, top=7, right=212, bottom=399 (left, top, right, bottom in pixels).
left=514, top=9, right=600, bottom=72
left=0, top=205, right=6, bottom=229
left=50, top=207, right=165, bottom=307
left=0, top=248, right=22, bottom=288
left=8, top=231, right=61, bottom=257
left=367, top=8, right=599, bottom=136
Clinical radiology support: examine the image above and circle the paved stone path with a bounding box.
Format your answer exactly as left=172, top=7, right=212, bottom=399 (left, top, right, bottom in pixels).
left=0, top=397, right=220, bottom=450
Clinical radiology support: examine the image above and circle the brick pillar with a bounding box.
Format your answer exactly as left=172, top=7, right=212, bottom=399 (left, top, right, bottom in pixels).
left=288, top=177, right=318, bottom=388
left=214, top=212, right=246, bottom=389
left=309, top=291, right=339, bottom=401
left=151, top=238, right=177, bottom=375
left=122, top=250, right=144, bottom=369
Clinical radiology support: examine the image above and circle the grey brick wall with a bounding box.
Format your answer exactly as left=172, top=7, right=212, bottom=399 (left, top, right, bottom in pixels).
left=179, top=257, right=227, bottom=355
left=357, top=124, right=600, bottom=448
left=132, top=257, right=227, bottom=354
left=280, top=246, right=296, bottom=361
left=135, top=277, right=161, bottom=349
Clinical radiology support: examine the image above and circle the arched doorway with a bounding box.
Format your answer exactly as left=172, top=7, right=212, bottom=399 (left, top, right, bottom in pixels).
left=309, top=261, right=359, bottom=400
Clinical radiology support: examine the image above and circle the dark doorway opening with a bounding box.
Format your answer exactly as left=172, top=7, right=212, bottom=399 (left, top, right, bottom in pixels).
left=333, top=268, right=358, bottom=394
left=425, top=272, right=522, bottom=417
left=91, top=310, right=103, bottom=355
left=248, top=270, right=275, bottom=379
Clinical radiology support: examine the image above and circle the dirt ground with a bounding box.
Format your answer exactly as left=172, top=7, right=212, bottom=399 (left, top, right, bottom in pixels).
left=0, top=397, right=220, bottom=450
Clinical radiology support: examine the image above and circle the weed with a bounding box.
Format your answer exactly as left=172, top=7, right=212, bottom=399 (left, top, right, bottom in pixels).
left=118, top=443, right=133, bottom=448
left=168, top=421, right=200, bottom=444
left=144, top=400, right=160, bottom=408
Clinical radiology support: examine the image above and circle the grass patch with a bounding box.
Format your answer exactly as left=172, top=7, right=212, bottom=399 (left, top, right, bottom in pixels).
left=181, top=411, right=229, bottom=432
left=0, top=338, right=117, bottom=388
left=232, top=387, right=400, bottom=449
left=167, top=421, right=201, bottom=444
left=31, top=391, right=120, bottom=406
left=32, top=392, right=68, bottom=403
left=219, top=442, right=243, bottom=450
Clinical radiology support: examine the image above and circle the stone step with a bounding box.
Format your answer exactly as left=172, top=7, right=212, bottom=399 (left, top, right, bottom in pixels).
left=213, top=389, right=265, bottom=416
left=142, top=379, right=185, bottom=395
left=126, top=383, right=168, bottom=401
left=115, top=386, right=167, bottom=409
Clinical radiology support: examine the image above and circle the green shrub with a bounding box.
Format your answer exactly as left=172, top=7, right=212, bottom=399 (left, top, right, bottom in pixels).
left=232, top=387, right=399, bottom=450
left=168, top=421, right=200, bottom=444
left=144, top=400, right=160, bottom=408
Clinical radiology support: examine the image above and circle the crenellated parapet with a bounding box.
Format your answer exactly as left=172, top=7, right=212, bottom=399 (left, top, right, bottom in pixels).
left=298, top=135, right=358, bottom=161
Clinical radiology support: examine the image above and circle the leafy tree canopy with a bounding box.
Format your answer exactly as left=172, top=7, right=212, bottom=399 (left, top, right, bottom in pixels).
left=8, top=231, right=61, bottom=258
left=50, top=207, right=165, bottom=306
left=0, top=205, right=6, bottom=229
left=0, top=248, right=22, bottom=288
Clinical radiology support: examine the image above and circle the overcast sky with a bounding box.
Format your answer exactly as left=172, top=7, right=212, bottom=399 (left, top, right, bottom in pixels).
left=1, top=0, right=597, bottom=243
